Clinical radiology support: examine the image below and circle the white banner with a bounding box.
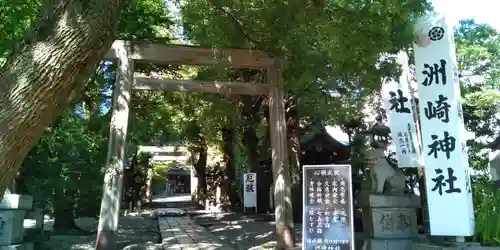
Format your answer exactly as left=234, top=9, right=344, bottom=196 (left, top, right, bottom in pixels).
left=382, top=51, right=421, bottom=168
left=243, top=173, right=257, bottom=208
left=414, top=11, right=474, bottom=236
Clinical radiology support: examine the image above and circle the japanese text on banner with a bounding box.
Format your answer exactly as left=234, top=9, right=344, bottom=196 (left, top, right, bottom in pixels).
left=382, top=51, right=421, bottom=168
left=414, top=10, right=474, bottom=236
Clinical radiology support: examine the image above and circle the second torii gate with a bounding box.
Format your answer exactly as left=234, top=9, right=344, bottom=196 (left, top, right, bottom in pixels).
left=95, top=40, right=294, bottom=249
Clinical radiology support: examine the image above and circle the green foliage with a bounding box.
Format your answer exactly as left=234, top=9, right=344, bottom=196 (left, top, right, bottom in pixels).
left=129, top=91, right=184, bottom=147
left=152, top=161, right=179, bottom=180
left=233, top=131, right=249, bottom=172
left=459, top=20, right=500, bottom=152
left=473, top=179, right=500, bottom=245
left=119, top=0, right=173, bottom=41
left=181, top=0, right=431, bottom=126
left=455, top=19, right=500, bottom=244
left=167, top=90, right=236, bottom=153
left=174, top=3, right=435, bottom=209
left=21, top=112, right=106, bottom=217
left=177, top=0, right=433, bottom=216
left=0, top=0, right=42, bottom=64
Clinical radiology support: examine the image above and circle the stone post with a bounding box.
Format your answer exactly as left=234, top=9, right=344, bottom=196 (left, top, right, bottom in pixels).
left=357, top=192, right=420, bottom=250
left=0, top=194, right=34, bottom=250
left=145, top=168, right=153, bottom=203
left=24, top=208, right=44, bottom=248
left=189, top=165, right=198, bottom=202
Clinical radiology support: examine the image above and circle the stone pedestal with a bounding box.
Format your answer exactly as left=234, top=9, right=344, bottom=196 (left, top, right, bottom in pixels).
left=357, top=192, right=420, bottom=250
left=0, top=194, right=34, bottom=250
left=411, top=236, right=495, bottom=250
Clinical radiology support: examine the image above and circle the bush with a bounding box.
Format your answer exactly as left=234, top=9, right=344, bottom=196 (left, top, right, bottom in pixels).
left=472, top=178, right=500, bottom=245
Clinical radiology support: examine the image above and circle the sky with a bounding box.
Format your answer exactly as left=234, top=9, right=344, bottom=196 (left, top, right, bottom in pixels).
left=433, top=0, right=500, bottom=30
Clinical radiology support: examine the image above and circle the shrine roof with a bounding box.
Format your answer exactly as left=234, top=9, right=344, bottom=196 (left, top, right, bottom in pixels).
left=300, top=124, right=351, bottom=147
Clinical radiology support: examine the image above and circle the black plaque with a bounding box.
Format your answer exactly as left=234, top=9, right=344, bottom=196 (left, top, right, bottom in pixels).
left=302, top=165, right=355, bottom=250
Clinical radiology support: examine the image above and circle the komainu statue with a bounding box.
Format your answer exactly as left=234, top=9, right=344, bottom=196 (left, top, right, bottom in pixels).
left=362, top=117, right=406, bottom=194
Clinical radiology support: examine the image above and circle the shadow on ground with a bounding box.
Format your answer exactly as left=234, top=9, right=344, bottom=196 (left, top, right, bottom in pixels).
left=44, top=212, right=161, bottom=250
left=190, top=212, right=303, bottom=250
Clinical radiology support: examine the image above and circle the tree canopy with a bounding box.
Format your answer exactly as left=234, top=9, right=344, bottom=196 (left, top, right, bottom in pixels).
left=6, top=0, right=500, bottom=248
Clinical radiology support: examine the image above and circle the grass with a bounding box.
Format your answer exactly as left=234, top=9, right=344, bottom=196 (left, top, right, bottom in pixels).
left=472, top=180, right=500, bottom=246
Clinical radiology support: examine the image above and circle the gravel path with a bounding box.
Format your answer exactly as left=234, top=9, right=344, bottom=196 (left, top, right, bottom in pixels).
left=42, top=212, right=161, bottom=250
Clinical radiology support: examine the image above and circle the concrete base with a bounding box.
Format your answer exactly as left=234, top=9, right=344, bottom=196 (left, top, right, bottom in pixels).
left=362, top=238, right=413, bottom=250
left=411, top=242, right=498, bottom=250
left=0, top=195, right=33, bottom=210
left=0, top=194, right=34, bottom=247
left=0, top=242, right=34, bottom=250
left=0, top=210, right=27, bottom=245
left=243, top=207, right=257, bottom=213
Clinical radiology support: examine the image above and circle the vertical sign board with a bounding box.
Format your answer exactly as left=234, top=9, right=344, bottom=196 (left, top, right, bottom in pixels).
left=243, top=173, right=257, bottom=209
left=414, top=11, right=475, bottom=236
left=302, top=165, right=355, bottom=250
left=382, top=51, right=421, bottom=168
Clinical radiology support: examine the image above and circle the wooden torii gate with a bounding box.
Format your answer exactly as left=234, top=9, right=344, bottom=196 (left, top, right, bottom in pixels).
left=95, top=41, right=294, bottom=249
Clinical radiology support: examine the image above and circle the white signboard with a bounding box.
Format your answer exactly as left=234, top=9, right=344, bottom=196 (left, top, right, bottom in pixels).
left=382, top=51, right=421, bottom=168
left=414, top=11, right=474, bottom=236
left=243, top=173, right=257, bottom=208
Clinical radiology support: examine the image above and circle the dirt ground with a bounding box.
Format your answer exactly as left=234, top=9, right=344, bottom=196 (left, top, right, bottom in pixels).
left=42, top=212, right=161, bottom=250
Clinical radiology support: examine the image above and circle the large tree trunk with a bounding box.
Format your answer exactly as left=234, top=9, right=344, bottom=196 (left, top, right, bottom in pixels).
left=241, top=96, right=263, bottom=172
left=53, top=187, right=79, bottom=232
left=221, top=127, right=237, bottom=209
left=261, top=107, right=274, bottom=214
left=286, top=103, right=301, bottom=184
left=0, top=0, right=125, bottom=195
left=286, top=102, right=303, bottom=224
left=221, top=127, right=236, bottom=180
left=241, top=96, right=270, bottom=213
left=243, top=124, right=261, bottom=172
left=193, top=139, right=208, bottom=206
left=51, top=156, right=79, bottom=232
left=243, top=125, right=272, bottom=214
